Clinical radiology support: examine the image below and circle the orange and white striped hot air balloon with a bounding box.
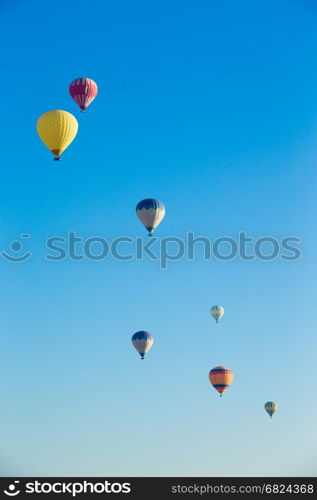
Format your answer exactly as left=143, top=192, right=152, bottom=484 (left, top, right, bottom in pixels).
left=209, top=366, right=234, bottom=397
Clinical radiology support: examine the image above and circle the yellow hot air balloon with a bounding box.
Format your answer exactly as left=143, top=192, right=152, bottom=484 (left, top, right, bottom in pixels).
left=36, top=110, right=78, bottom=161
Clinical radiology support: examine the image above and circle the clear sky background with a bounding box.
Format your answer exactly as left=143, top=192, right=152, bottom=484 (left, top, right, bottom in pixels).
left=0, top=0, right=316, bottom=477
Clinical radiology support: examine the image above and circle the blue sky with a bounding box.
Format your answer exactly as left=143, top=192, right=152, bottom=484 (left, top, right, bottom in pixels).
left=0, top=0, right=316, bottom=476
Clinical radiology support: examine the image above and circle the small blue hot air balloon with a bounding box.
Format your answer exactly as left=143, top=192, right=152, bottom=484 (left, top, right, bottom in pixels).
left=264, top=402, right=278, bottom=418
left=132, top=331, right=154, bottom=359
left=210, top=305, right=224, bottom=324
left=136, top=198, right=165, bottom=236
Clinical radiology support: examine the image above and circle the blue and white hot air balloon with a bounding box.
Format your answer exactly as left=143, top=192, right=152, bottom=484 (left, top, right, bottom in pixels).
left=131, top=331, right=154, bottom=359
left=264, top=402, right=278, bottom=418
left=136, top=198, right=165, bottom=236
left=210, top=305, right=224, bottom=324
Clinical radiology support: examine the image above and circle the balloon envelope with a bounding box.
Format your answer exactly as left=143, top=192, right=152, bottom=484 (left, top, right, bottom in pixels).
left=136, top=199, right=165, bottom=235
left=265, top=401, right=278, bottom=418
left=69, top=78, right=98, bottom=112
left=132, top=331, right=154, bottom=359
left=209, top=366, right=233, bottom=396
left=36, top=110, right=78, bottom=160
left=210, top=305, right=224, bottom=323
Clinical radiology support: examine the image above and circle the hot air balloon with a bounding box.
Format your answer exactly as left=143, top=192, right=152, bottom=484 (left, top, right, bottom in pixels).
left=210, top=305, right=224, bottom=323
left=69, top=78, right=98, bottom=112
left=36, top=110, right=78, bottom=161
left=209, top=366, right=234, bottom=396
left=132, top=331, right=154, bottom=359
left=264, top=402, right=278, bottom=418
left=136, top=199, right=165, bottom=236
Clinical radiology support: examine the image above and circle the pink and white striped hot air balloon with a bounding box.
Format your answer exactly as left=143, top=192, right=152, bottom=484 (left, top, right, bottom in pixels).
left=69, top=78, right=98, bottom=112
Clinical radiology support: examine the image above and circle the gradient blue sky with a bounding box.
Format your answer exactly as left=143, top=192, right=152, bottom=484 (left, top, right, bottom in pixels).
left=0, top=0, right=316, bottom=477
